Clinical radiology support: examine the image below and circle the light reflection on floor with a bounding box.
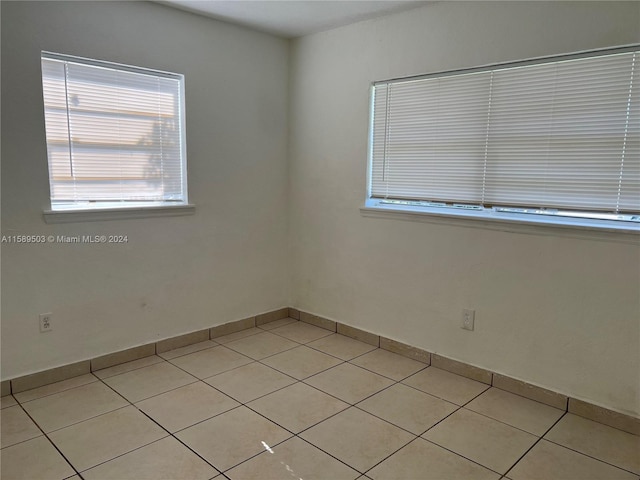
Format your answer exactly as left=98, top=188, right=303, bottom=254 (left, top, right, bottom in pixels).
left=262, top=440, right=304, bottom=480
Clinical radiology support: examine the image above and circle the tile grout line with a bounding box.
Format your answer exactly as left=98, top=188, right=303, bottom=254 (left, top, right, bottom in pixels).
left=14, top=362, right=202, bottom=413
left=376, top=379, right=512, bottom=477
left=304, top=341, right=377, bottom=362
left=294, top=435, right=367, bottom=476
left=346, top=358, right=429, bottom=383
left=259, top=321, right=335, bottom=344
left=36, top=404, right=134, bottom=436
left=253, top=346, right=347, bottom=380
left=222, top=339, right=302, bottom=364
left=0, top=432, right=46, bottom=451
left=118, top=378, right=202, bottom=405
left=164, top=344, right=255, bottom=379
left=399, top=366, right=490, bottom=405
left=202, top=372, right=297, bottom=406
left=92, top=374, right=226, bottom=476
left=18, top=376, right=134, bottom=435
left=360, top=437, right=434, bottom=478
left=289, top=404, right=402, bottom=475
left=137, top=409, right=225, bottom=477
left=127, top=344, right=321, bottom=438
left=308, top=393, right=420, bottom=476
left=253, top=387, right=350, bottom=438
left=157, top=341, right=219, bottom=362
left=351, top=402, right=429, bottom=438
left=94, top=353, right=206, bottom=405
left=461, top=403, right=559, bottom=438
left=18, top=354, right=220, bottom=409
left=217, top=433, right=293, bottom=474
left=404, top=436, right=506, bottom=478
left=167, top=354, right=253, bottom=382
left=416, top=379, right=493, bottom=435
left=12, top=374, right=101, bottom=406
left=444, top=381, right=568, bottom=438
left=224, top=341, right=353, bottom=438
left=502, top=411, right=568, bottom=478
left=298, top=377, right=357, bottom=410
left=257, top=355, right=440, bottom=441
left=81, top=374, right=179, bottom=478
left=363, top=391, right=461, bottom=432
left=214, top=329, right=264, bottom=346
left=244, top=381, right=330, bottom=411
left=279, top=372, right=426, bottom=474
left=490, top=383, right=567, bottom=412
left=503, top=409, right=640, bottom=479
left=163, top=403, right=245, bottom=436
left=501, top=407, right=640, bottom=477
left=76, top=435, right=173, bottom=476
left=12, top=399, right=83, bottom=479
left=92, top=356, right=166, bottom=380
left=280, top=336, right=378, bottom=363
left=540, top=430, right=640, bottom=476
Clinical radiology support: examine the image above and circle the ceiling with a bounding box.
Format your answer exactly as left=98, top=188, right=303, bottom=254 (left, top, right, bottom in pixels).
left=161, top=1, right=429, bottom=38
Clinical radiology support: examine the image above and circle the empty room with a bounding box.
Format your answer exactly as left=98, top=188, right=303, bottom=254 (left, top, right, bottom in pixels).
left=1, top=1, right=639, bottom=479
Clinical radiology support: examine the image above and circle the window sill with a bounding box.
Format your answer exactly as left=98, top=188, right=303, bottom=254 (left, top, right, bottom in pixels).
left=43, top=204, right=196, bottom=224
left=361, top=199, right=640, bottom=243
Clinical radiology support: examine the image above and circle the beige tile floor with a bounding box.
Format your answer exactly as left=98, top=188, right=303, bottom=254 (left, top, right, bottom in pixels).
left=1, top=318, right=639, bottom=480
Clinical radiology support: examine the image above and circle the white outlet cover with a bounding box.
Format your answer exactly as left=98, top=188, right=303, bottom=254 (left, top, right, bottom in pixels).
left=39, top=313, right=53, bottom=332
left=461, top=309, right=475, bottom=331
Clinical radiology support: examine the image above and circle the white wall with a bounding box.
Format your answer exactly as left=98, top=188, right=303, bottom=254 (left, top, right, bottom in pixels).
left=288, top=1, right=640, bottom=415
left=1, top=1, right=289, bottom=379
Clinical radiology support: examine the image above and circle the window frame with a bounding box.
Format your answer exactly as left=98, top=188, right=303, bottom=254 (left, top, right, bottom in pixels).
left=363, top=45, right=640, bottom=235
left=40, top=51, right=194, bottom=223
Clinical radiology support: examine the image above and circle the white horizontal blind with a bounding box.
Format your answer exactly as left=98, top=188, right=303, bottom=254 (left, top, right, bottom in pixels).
left=371, top=72, right=492, bottom=203
left=41, top=53, right=186, bottom=208
left=370, top=48, right=640, bottom=216
left=619, top=61, right=640, bottom=212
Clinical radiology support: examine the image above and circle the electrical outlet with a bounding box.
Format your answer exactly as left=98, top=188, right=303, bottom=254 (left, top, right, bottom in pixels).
left=39, top=313, right=53, bottom=333
left=461, top=309, right=475, bottom=331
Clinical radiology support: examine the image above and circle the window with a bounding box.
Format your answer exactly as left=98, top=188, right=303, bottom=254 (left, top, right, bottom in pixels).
left=41, top=52, right=189, bottom=217
left=366, top=46, right=639, bottom=232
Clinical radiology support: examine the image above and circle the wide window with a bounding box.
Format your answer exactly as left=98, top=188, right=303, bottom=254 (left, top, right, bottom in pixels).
left=41, top=52, right=188, bottom=213
left=367, top=46, right=639, bottom=231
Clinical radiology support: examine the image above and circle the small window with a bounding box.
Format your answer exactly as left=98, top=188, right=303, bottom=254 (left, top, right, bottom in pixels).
left=41, top=52, right=188, bottom=212
left=367, top=46, right=639, bottom=231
